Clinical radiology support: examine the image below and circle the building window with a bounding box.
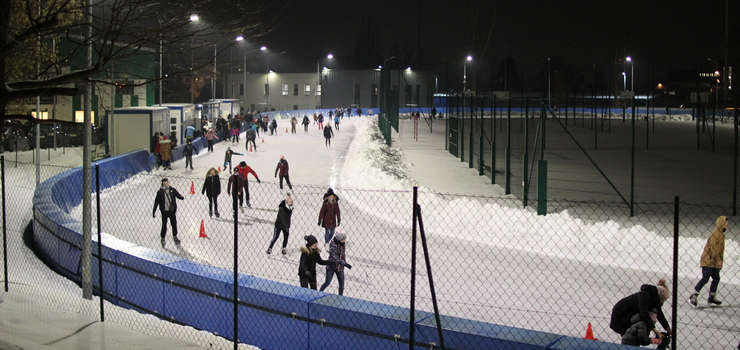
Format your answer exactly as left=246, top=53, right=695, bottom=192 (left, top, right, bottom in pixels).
left=316, top=84, right=322, bottom=96
left=282, top=83, right=289, bottom=96
left=305, top=84, right=311, bottom=96
left=264, top=84, right=269, bottom=96
left=354, top=84, right=361, bottom=105
left=293, top=84, right=299, bottom=96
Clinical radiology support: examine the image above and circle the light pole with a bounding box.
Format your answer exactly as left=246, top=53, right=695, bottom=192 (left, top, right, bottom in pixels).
left=317, top=53, right=333, bottom=108
left=626, top=56, right=634, bottom=92
left=463, top=55, right=472, bottom=90
left=622, top=72, right=627, bottom=92
left=189, top=14, right=198, bottom=104
left=708, top=58, right=720, bottom=110
left=242, top=45, right=266, bottom=114
left=212, top=43, right=217, bottom=100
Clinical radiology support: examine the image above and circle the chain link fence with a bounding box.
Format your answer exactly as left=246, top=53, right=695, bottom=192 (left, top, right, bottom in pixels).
left=3, top=159, right=740, bottom=349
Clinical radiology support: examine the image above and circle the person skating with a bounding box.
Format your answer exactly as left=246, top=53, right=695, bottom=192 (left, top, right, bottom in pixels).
left=183, top=140, right=195, bottom=170
left=610, top=278, right=672, bottom=346
left=236, top=161, right=261, bottom=208
left=323, top=123, right=334, bottom=147
left=290, top=115, right=297, bottom=134
left=319, top=232, right=352, bottom=295
left=206, top=128, right=218, bottom=152
left=246, top=126, right=257, bottom=152
left=267, top=193, right=294, bottom=255
left=152, top=178, right=184, bottom=246
left=274, top=155, right=293, bottom=191
left=689, top=215, right=729, bottom=306
left=269, top=118, right=277, bottom=135
left=201, top=167, right=221, bottom=218
left=298, top=235, right=329, bottom=290
left=224, top=147, right=243, bottom=174
left=302, top=115, right=310, bottom=133
left=318, top=191, right=340, bottom=244
left=159, top=136, right=172, bottom=170
left=227, top=167, right=245, bottom=212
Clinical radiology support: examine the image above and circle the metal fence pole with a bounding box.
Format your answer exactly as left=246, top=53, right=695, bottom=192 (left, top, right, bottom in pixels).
left=233, top=193, right=239, bottom=349
left=409, top=187, right=418, bottom=350
left=95, top=164, right=104, bottom=321
left=2, top=155, right=6, bottom=292
left=672, top=196, right=679, bottom=350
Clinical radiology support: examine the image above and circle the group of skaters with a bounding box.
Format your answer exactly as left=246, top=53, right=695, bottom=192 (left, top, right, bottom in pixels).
left=608, top=215, right=731, bottom=348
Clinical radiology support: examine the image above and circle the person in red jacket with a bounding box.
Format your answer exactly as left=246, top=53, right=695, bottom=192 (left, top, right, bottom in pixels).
left=274, top=155, right=292, bottom=191
left=237, top=161, right=260, bottom=208
left=318, top=192, right=341, bottom=245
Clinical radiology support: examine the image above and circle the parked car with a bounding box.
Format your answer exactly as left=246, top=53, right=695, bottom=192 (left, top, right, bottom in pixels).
left=27, top=123, right=70, bottom=149
left=2, top=120, right=30, bottom=152
left=65, top=123, right=104, bottom=146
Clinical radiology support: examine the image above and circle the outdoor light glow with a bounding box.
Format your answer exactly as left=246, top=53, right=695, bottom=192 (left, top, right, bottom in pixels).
left=626, top=56, right=632, bottom=62
left=327, top=54, right=333, bottom=59
left=657, top=83, right=664, bottom=89
left=189, top=14, right=199, bottom=22
left=466, top=55, right=473, bottom=61
left=235, top=36, right=244, bottom=41
left=260, top=46, right=267, bottom=51
left=407, top=67, right=412, bottom=70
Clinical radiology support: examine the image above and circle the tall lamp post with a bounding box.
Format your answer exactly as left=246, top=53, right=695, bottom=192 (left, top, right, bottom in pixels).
left=317, top=53, right=333, bottom=108
left=242, top=45, right=266, bottom=114
left=463, top=55, right=472, bottom=90
left=708, top=58, right=720, bottom=110
left=189, top=14, right=199, bottom=104
left=626, top=56, right=634, bottom=92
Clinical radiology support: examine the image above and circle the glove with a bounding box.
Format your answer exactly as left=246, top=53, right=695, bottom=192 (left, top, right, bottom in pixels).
left=257, top=178, right=261, bottom=183
left=337, top=221, right=340, bottom=226
left=318, top=221, right=322, bottom=227
left=344, top=263, right=352, bottom=269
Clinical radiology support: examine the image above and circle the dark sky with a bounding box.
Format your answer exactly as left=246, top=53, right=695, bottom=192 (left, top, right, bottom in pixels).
left=259, top=0, right=737, bottom=88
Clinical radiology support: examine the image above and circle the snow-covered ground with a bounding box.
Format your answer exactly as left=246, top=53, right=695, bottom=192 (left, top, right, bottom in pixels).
left=1, top=114, right=739, bottom=349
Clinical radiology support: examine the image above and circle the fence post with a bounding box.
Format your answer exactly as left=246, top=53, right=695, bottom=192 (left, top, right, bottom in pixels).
left=672, top=196, right=679, bottom=349
left=505, top=99, right=512, bottom=195
left=233, top=191, right=239, bottom=348
left=2, top=155, right=7, bottom=292
left=95, top=164, right=104, bottom=321
left=409, top=187, right=418, bottom=350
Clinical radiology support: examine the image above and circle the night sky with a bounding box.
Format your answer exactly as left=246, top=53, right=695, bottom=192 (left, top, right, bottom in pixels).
left=258, top=0, right=737, bottom=90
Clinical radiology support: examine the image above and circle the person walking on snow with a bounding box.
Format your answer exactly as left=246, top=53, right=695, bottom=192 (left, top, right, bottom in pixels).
left=319, top=232, right=352, bottom=295
left=690, top=215, right=729, bottom=306
left=323, top=123, right=334, bottom=147
left=227, top=167, right=245, bottom=212
left=237, top=161, right=261, bottom=208
left=224, top=147, right=243, bottom=174
left=302, top=115, right=310, bottom=133
left=267, top=193, right=294, bottom=255
left=152, top=178, right=184, bottom=246
left=298, top=235, right=329, bottom=290
left=183, top=140, right=195, bottom=170
left=318, top=191, right=340, bottom=244
left=201, top=167, right=221, bottom=218
left=274, top=155, right=293, bottom=190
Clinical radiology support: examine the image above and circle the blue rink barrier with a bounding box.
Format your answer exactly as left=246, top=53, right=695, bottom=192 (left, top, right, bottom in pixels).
left=32, top=148, right=637, bottom=349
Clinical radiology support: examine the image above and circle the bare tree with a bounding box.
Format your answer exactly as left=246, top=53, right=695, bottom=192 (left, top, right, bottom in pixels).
left=1, top=0, right=276, bottom=121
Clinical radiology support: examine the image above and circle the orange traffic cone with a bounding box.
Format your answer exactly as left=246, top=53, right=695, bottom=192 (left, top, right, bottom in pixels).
left=189, top=181, right=195, bottom=194
left=584, top=323, right=597, bottom=340
left=285, top=127, right=288, bottom=133
left=199, top=219, right=208, bottom=238
left=218, top=166, right=221, bottom=172
left=249, top=143, right=253, bottom=152
left=261, top=138, right=264, bottom=143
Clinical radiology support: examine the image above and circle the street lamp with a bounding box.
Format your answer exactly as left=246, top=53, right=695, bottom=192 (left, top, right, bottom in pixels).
left=242, top=45, right=266, bottom=113
left=189, top=14, right=199, bottom=103
left=708, top=58, right=721, bottom=109
left=317, top=53, right=333, bottom=108
left=622, top=72, right=626, bottom=92
left=463, top=55, right=472, bottom=90
left=626, top=56, right=634, bottom=92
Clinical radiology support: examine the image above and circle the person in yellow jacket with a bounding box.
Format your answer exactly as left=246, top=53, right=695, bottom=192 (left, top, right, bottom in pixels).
left=689, top=215, right=728, bottom=306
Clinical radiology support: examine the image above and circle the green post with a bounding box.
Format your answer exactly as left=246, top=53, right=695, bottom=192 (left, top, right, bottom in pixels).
left=469, top=133, right=473, bottom=169
left=505, top=147, right=511, bottom=194
left=478, top=135, right=484, bottom=176
left=537, top=159, right=547, bottom=215
left=522, top=153, right=528, bottom=207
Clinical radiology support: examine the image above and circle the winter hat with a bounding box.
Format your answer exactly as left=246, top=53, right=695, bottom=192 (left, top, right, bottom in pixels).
left=334, top=232, right=346, bottom=242
left=656, top=278, right=670, bottom=303
left=239, top=161, right=247, bottom=167
left=304, top=235, right=318, bottom=247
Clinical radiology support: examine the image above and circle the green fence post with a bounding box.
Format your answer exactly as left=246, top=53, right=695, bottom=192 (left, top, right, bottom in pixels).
left=537, top=159, right=547, bottom=215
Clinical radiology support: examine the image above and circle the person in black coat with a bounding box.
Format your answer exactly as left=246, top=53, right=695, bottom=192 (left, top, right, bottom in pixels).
left=152, top=178, right=184, bottom=246
left=183, top=140, right=195, bottom=170
left=201, top=167, right=221, bottom=218
left=298, top=235, right=329, bottom=290
left=267, top=194, right=294, bottom=255
left=323, top=123, right=334, bottom=147
left=610, top=279, right=672, bottom=344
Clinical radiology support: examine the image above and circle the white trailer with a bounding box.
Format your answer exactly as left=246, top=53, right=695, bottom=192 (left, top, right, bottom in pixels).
left=105, top=106, right=168, bottom=156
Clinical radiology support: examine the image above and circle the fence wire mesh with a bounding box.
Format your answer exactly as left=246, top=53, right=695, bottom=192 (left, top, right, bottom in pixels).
left=3, top=159, right=740, bottom=349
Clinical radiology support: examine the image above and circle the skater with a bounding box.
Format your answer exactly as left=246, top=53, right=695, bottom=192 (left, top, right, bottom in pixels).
left=323, top=123, right=334, bottom=147
left=206, top=128, right=218, bottom=152
left=318, top=191, right=340, bottom=244
left=246, top=125, right=257, bottom=152
left=274, top=155, right=293, bottom=190
left=317, top=113, right=324, bottom=129
left=334, top=113, right=340, bottom=130
left=319, top=232, right=352, bottom=295
left=302, top=115, right=310, bottom=133
left=152, top=178, right=184, bottom=246
left=290, top=115, right=297, bottom=134
left=236, top=161, right=261, bottom=208
left=183, top=140, right=195, bottom=170
left=159, top=136, right=172, bottom=170
left=610, top=278, right=671, bottom=346
left=269, top=118, right=277, bottom=135
left=227, top=167, right=245, bottom=212
left=313, top=112, right=318, bottom=125
left=689, top=215, right=729, bottom=306
left=224, top=147, right=243, bottom=174
left=267, top=193, right=294, bottom=255
left=298, top=235, right=329, bottom=290
left=185, top=124, right=196, bottom=142
left=201, top=167, right=221, bottom=218
left=231, top=126, right=240, bottom=144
